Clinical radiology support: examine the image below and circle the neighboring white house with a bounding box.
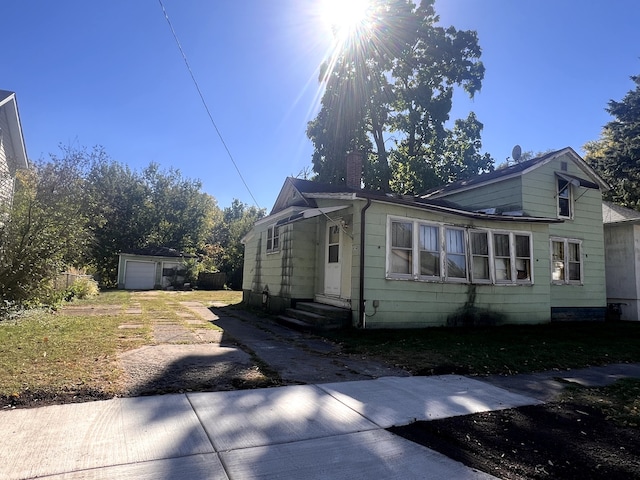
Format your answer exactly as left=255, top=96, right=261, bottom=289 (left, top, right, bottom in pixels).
left=0, top=90, right=29, bottom=209
left=602, top=201, right=640, bottom=321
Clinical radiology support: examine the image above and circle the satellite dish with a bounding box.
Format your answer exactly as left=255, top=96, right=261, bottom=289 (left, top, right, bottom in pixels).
left=511, top=145, right=522, bottom=163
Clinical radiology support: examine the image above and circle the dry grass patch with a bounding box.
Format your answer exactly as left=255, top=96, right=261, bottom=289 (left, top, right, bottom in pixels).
left=0, top=289, right=241, bottom=406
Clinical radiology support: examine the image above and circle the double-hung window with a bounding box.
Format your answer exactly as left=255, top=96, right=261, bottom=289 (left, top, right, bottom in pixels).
left=557, top=178, right=572, bottom=218
left=445, top=228, right=467, bottom=281
left=266, top=224, right=280, bottom=253
left=515, top=234, right=532, bottom=281
left=419, top=224, right=440, bottom=277
left=551, top=237, right=582, bottom=284
left=493, top=233, right=512, bottom=282
left=470, top=231, right=490, bottom=282
left=390, top=221, right=413, bottom=275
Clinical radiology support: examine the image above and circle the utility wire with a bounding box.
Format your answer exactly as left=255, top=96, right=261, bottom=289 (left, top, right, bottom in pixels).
left=158, top=0, right=261, bottom=209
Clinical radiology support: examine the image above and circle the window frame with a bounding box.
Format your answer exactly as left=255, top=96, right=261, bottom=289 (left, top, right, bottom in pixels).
left=389, top=220, right=414, bottom=278
left=444, top=226, right=468, bottom=283
left=469, top=230, right=492, bottom=284
left=550, top=237, right=583, bottom=285
left=557, top=178, right=573, bottom=219
left=266, top=224, right=280, bottom=254
left=514, top=233, right=534, bottom=283
left=386, top=216, right=534, bottom=286
left=418, top=223, right=441, bottom=279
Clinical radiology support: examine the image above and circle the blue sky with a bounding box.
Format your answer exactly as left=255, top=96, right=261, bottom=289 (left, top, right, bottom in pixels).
left=4, top=1, right=639, bottom=210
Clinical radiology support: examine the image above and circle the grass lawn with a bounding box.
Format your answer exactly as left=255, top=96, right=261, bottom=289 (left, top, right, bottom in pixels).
left=569, top=377, right=640, bottom=428
left=322, top=321, right=640, bottom=376
left=2, top=291, right=640, bottom=406
left=0, top=290, right=242, bottom=401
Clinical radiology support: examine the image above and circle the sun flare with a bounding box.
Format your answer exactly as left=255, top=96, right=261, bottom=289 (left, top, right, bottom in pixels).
left=320, top=0, right=371, bottom=40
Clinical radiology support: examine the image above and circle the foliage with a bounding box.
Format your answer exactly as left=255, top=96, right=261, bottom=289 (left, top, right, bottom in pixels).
left=86, top=152, right=220, bottom=285
left=308, top=0, right=492, bottom=193
left=207, top=199, right=265, bottom=289
left=0, top=156, right=93, bottom=309
left=390, top=112, right=493, bottom=193
left=584, top=74, right=640, bottom=209
left=0, top=145, right=227, bottom=312
left=64, top=277, right=100, bottom=301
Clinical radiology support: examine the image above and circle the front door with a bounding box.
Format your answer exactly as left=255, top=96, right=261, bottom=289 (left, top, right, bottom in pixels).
left=324, top=223, right=341, bottom=296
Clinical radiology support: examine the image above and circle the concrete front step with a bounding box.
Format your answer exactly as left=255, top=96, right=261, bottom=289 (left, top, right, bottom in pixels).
left=295, top=302, right=352, bottom=322
left=276, top=315, right=344, bottom=332
left=276, top=302, right=352, bottom=331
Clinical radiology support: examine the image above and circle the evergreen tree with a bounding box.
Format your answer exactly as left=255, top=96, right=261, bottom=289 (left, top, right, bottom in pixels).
left=585, top=74, right=640, bottom=208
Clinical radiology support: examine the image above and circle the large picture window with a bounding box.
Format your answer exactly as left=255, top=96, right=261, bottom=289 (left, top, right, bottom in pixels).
left=551, top=237, right=582, bottom=284
left=387, top=217, right=533, bottom=285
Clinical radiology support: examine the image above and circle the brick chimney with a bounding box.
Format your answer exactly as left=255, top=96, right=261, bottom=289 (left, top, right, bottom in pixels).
left=346, top=151, right=363, bottom=189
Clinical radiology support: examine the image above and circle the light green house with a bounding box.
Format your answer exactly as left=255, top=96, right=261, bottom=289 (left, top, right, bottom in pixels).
left=242, top=147, right=608, bottom=328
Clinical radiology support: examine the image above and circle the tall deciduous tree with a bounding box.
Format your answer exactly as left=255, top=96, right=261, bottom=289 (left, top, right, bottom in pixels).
left=86, top=154, right=220, bottom=286
left=308, top=0, right=491, bottom=193
left=208, top=199, right=265, bottom=289
left=0, top=156, right=92, bottom=307
left=584, top=74, right=640, bottom=209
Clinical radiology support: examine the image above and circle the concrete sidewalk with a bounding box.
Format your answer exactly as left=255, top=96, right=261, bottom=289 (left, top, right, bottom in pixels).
left=1, top=375, right=538, bottom=479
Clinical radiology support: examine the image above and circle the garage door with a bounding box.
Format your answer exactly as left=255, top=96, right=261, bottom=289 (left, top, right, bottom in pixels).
left=124, top=261, right=156, bottom=290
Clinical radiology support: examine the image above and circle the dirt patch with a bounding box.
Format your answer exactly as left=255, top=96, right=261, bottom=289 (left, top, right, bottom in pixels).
left=118, top=343, right=270, bottom=395
left=389, top=400, right=640, bottom=479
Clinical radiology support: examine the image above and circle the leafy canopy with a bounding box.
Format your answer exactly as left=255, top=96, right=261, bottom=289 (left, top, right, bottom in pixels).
left=307, top=0, right=493, bottom=193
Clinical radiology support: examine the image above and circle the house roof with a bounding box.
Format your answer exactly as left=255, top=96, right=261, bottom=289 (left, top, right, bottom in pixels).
left=0, top=90, right=28, bottom=171
left=270, top=176, right=561, bottom=224
left=602, top=201, right=640, bottom=224
left=421, top=147, right=609, bottom=199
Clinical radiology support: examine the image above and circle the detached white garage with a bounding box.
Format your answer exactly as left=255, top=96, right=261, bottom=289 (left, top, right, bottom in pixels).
left=117, top=247, right=191, bottom=290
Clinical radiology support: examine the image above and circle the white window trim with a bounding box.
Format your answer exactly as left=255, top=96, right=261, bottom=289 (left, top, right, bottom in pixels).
left=514, top=232, right=535, bottom=284
left=550, top=237, right=583, bottom=285
left=469, top=229, right=493, bottom=284
left=386, top=216, right=534, bottom=286
left=266, top=224, right=280, bottom=254
left=444, top=226, right=468, bottom=283
left=491, top=230, right=535, bottom=285
left=386, top=218, right=414, bottom=280
left=557, top=178, right=573, bottom=219
left=417, top=223, right=441, bottom=281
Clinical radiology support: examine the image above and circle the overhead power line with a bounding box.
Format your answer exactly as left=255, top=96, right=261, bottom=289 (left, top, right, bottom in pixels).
left=158, top=0, right=261, bottom=209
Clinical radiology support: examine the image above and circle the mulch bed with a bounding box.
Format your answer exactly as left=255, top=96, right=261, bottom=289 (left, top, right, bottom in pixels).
left=389, top=401, right=640, bottom=479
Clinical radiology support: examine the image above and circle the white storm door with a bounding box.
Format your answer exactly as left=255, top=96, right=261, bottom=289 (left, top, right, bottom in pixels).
left=324, top=223, right=342, bottom=296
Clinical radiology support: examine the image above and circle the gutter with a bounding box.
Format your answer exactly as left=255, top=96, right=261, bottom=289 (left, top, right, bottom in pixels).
left=358, top=198, right=372, bottom=328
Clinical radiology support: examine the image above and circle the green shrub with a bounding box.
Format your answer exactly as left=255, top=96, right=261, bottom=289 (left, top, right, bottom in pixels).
left=65, top=277, right=100, bottom=301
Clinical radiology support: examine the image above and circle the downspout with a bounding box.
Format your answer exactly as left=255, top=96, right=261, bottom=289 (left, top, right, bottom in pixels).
left=359, top=197, right=372, bottom=328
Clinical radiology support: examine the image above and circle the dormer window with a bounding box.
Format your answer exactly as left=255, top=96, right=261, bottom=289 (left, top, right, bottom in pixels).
left=557, top=178, right=572, bottom=218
